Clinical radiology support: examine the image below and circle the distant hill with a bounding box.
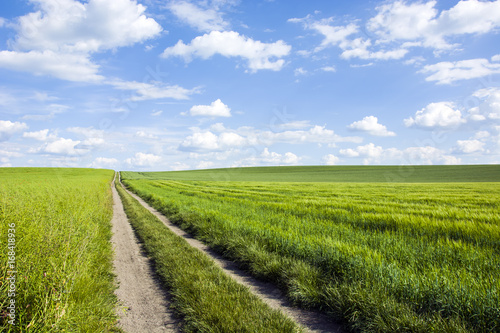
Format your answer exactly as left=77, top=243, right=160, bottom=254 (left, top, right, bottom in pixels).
left=122, top=165, right=500, bottom=182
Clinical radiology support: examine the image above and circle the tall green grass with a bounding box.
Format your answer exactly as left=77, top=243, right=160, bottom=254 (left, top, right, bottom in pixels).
left=0, top=168, right=120, bottom=332
left=121, top=176, right=500, bottom=332
left=115, top=176, right=302, bottom=332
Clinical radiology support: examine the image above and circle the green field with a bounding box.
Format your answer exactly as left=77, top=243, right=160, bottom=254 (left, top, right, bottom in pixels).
left=125, top=164, right=500, bottom=183
left=0, top=168, right=119, bottom=332
left=121, top=165, right=500, bottom=332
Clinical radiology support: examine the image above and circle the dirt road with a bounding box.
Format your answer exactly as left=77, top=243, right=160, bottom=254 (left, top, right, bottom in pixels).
left=110, top=174, right=180, bottom=333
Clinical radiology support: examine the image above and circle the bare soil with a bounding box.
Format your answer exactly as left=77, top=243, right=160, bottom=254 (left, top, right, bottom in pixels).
left=119, top=177, right=344, bottom=333
left=110, top=175, right=180, bottom=333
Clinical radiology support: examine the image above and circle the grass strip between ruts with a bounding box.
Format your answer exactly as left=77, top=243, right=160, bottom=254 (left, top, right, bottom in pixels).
left=115, top=176, right=302, bottom=333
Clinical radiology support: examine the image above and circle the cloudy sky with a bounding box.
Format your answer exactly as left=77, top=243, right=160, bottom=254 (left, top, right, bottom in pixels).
left=1, top=0, right=500, bottom=171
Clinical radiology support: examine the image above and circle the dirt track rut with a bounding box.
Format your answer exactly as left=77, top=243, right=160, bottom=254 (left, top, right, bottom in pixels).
left=111, top=174, right=180, bottom=333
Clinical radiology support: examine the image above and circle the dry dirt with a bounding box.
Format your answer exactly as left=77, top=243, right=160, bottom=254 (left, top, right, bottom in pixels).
left=110, top=174, right=180, bottom=333
left=117, top=174, right=344, bottom=333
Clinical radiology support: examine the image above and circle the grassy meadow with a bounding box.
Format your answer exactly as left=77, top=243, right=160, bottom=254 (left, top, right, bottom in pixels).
left=0, top=168, right=120, bottom=332
left=121, top=165, right=500, bottom=332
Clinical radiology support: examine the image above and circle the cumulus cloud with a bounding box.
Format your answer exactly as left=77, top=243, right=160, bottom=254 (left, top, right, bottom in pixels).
left=323, top=154, right=340, bottom=165
left=23, top=129, right=58, bottom=141
left=420, top=58, right=500, bottom=84
left=44, top=138, right=84, bottom=155
left=125, top=152, right=161, bottom=167
left=404, top=102, right=465, bottom=128
left=340, top=143, right=460, bottom=165
left=181, top=130, right=246, bottom=150
left=181, top=124, right=361, bottom=152
left=348, top=116, right=396, bottom=136
left=260, top=148, right=300, bottom=164
left=167, top=0, right=229, bottom=32
left=161, top=30, right=291, bottom=72
left=368, top=0, right=500, bottom=50
left=0, top=0, right=162, bottom=86
left=455, top=139, right=485, bottom=153
left=89, top=157, right=119, bottom=169
left=13, top=0, right=162, bottom=54
left=0, top=120, right=28, bottom=141
left=184, top=99, right=231, bottom=117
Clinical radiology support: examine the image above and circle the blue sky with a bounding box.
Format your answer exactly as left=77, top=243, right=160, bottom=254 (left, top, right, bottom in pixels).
left=1, top=0, right=500, bottom=171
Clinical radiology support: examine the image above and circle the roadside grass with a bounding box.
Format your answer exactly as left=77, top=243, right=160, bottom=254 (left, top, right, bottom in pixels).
left=0, top=168, right=120, bottom=332
left=121, top=164, right=500, bottom=183
left=115, top=176, right=302, bottom=332
left=121, top=174, right=500, bottom=333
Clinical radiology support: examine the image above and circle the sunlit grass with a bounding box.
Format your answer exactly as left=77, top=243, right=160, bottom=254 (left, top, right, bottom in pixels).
left=0, top=168, right=120, bottom=332
left=121, top=173, right=500, bottom=333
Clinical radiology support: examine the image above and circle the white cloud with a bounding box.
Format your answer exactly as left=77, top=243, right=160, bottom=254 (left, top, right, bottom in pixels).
left=168, top=1, right=229, bottom=32
left=455, top=139, right=485, bottom=153
left=321, top=66, right=336, bottom=72
left=67, top=126, right=104, bottom=138
left=404, top=102, right=465, bottom=128
left=125, top=152, right=161, bottom=167
left=0, top=17, right=5, bottom=27
left=493, top=54, right=500, bottom=62
left=289, top=15, right=408, bottom=60
left=0, top=120, right=28, bottom=141
left=151, top=110, right=163, bottom=116
left=89, top=157, right=119, bottom=169
left=323, top=154, right=340, bottom=165
left=219, top=132, right=246, bottom=147
left=185, top=99, right=231, bottom=117
left=181, top=130, right=246, bottom=150
left=420, top=58, right=500, bottom=84
left=1, top=0, right=161, bottom=84
left=368, top=0, right=500, bottom=50
left=0, top=50, right=104, bottom=83
left=294, top=67, right=308, bottom=76
left=161, top=30, right=291, bottom=72
left=44, top=138, right=83, bottom=155
left=340, top=143, right=461, bottom=165
left=135, top=131, right=158, bottom=139
left=23, top=129, right=57, bottom=141
left=109, top=80, right=198, bottom=101
left=469, top=88, right=500, bottom=120
left=348, top=116, right=396, bottom=136
left=265, top=125, right=362, bottom=145
left=181, top=124, right=362, bottom=152
left=181, top=131, right=220, bottom=150
left=13, top=0, right=162, bottom=54
left=261, top=148, right=300, bottom=164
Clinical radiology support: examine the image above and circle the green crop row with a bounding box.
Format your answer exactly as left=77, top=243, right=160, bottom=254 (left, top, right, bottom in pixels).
left=121, top=176, right=500, bottom=332
left=0, top=168, right=120, bottom=332
left=115, top=175, right=302, bottom=332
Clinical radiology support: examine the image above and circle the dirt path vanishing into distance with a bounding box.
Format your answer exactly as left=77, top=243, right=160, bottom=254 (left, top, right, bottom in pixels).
left=110, top=173, right=180, bottom=333
left=117, top=173, right=343, bottom=333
